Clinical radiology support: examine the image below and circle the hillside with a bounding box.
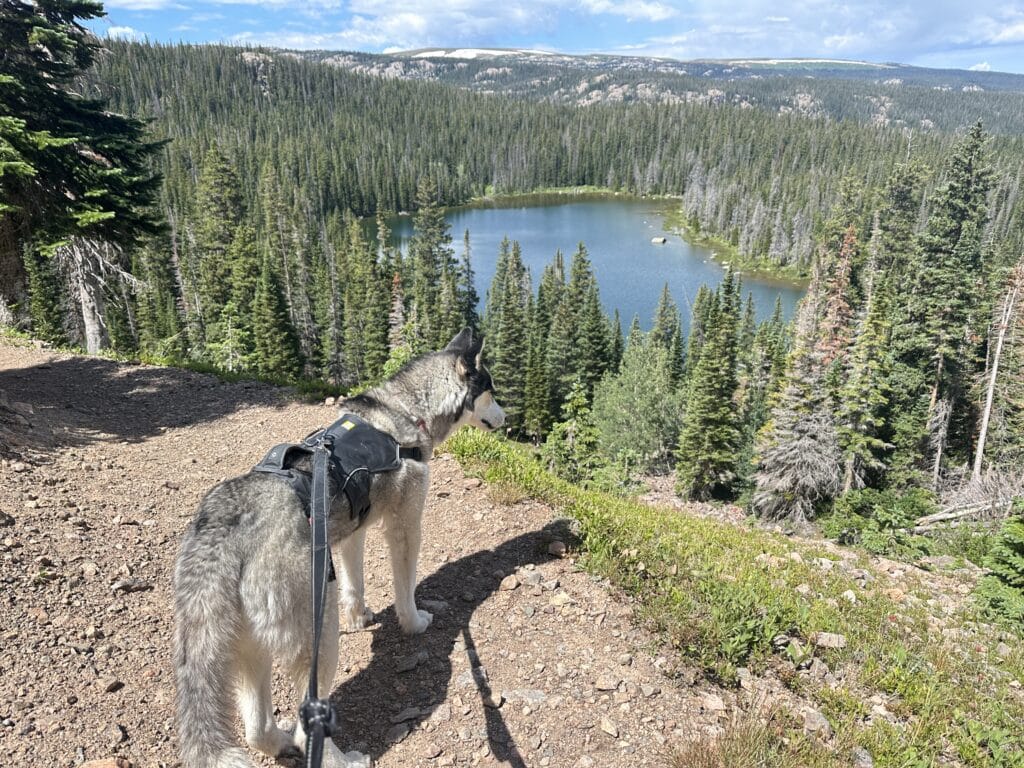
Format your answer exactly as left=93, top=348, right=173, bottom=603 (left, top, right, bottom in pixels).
left=1, top=339, right=1021, bottom=767
left=301, top=47, right=1024, bottom=135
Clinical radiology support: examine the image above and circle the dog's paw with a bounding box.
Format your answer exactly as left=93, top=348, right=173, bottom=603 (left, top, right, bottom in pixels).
left=248, top=724, right=295, bottom=757
left=399, top=608, right=433, bottom=635
left=342, top=603, right=375, bottom=632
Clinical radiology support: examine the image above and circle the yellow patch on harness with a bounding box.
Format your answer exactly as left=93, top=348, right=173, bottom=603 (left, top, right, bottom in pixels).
left=340, top=420, right=356, bottom=430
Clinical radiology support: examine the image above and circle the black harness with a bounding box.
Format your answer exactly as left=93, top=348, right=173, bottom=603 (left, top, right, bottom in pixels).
left=251, top=413, right=422, bottom=768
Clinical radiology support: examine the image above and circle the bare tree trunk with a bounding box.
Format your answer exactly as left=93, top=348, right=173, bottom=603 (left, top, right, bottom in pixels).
left=973, top=257, right=1024, bottom=481
left=930, top=397, right=952, bottom=491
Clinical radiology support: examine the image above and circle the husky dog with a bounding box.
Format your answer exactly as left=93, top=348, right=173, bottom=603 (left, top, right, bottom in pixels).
left=173, top=329, right=505, bottom=768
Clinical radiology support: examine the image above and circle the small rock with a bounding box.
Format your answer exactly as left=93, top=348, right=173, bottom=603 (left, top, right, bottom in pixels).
left=0, top=511, right=13, bottom=527
left=599, top=717, right=619, bottom=738
left=11, top=462, right=29, bottom=473
left=420, top=599, right=448, bottom=614
left=81, top=561, right=100, bottom=579
left=851, top=747, right=874, bottom=768
left=807, top=659, right=829, bottom=679
left=98, top=677, right=124, bottom=693
left=463, top=477, right=482, bottom=489
left=884, top=588, right=905, bottom=602
left=324, top=396, right=337, bottom=407
left=996, top=642, right=1012, bottom=658
left=595, top=675, right=619, bottom=691
left=82, top=760, right=133, bottom=768
left=702, top=693, right=726, bottom=712
left=841, top=590, right=857, bottom=604
left=812, top=632, right=847, bottom=650
left=107, top=723, right=128, bottom=747
left=420, top=742, right=443, bottom=759
left=520, top=571, right=543, bottom=587
left=111, top=578, right=153, bottom=594
left=501, top=689, right=546, bottom=707
left=396, top=650, right=428, bottom=674
left=428, top=703, right=451, bottom=723
left=482, top=693, right=503, bottom=708
left=802, top=707, right=833, bottom=739
left=548, top=541, right=567, bottom=557
left=499, top=574, right=519, bottom=591
left=549, top=591, right=572, bottom=607
left=23, top=499, right=39, bottom=509
left=390, top=707, right=422, bottom=724
left=385, top=723, right=410, bottom=744
left=640, top=683, right=659, bottom=698
left=795, top=583, right=812, bottom=595
left=617, top=653, right=633, bottom=666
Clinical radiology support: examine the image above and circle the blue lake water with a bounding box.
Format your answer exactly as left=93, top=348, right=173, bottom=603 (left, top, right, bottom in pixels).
left=390, top=195, right=803, bottom=332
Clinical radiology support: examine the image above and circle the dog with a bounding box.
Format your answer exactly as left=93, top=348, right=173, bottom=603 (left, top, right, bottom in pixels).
left=173, top=328, right=505, bottom=768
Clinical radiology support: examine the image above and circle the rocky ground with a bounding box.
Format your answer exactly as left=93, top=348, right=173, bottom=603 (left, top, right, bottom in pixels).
left=0, top=340, right=739, bottom=768
left=1, top=339, right=1008, bottom=768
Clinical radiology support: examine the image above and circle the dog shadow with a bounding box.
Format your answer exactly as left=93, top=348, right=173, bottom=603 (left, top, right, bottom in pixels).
left=324, top=519, right=578, bottom=767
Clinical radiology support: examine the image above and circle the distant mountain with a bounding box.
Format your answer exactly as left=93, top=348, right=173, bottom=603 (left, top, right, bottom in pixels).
left=297, top=48, right=1024, bottom=134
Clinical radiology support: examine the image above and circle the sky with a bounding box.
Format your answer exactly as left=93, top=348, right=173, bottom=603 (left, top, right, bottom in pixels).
left=89, top=0, right=1024, bottom=75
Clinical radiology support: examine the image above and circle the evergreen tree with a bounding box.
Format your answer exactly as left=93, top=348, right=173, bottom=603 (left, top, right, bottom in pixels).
left=407, top=177, right=454, bottom=352
left=457, top=229, right=480, bottom=330
left=22, top=244, right=66, bottom=345
left=487, top=239, right=530, bottom=431
left=675, top=270, right=742, bottom=499
left=542, top=379, right=603, bottom=485
left=193, top=147, right=243, bottom=323
left=252, top=251, right=303, bottom=381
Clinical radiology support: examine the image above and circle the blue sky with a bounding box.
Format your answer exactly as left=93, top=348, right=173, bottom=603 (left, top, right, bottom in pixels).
left=90, top=0, right=1024, bottom=74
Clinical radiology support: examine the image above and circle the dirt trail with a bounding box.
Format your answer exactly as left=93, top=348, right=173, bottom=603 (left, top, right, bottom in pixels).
left=0, top=340, right=727, bottom=768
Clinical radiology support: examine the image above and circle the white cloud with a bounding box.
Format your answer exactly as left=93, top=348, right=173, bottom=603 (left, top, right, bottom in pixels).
left=969, top=61, right=992, bottom=71
left=103, top=0, right=180, bottom=9
left=765, top=16, right=789, bottom=23
left=991, top=21, right=1024, bottom=43
left=579, top=0, right=677, bottom=23
left=106, top=25, right=142, bottom=40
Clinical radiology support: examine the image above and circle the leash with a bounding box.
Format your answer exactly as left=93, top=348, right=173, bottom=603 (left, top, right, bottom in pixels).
left=299, top=436, right=337, bottom=768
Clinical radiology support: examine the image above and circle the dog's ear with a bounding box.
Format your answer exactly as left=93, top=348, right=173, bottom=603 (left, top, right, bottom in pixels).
left=474, top=337, right=485, bottom=370
left=445, top=327, right=474, bottom=355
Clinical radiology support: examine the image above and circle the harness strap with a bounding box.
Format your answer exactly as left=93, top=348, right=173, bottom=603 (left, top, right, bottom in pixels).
left=300, top=439, right=337, bottom=768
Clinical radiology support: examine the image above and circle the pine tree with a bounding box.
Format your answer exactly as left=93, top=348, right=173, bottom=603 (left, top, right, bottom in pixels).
left=193, top=147, right=243, bottom=324
left=0, top=0, right=161, bottom=346
left=457, top=229, right=480, bottom=330
left=407, top=177, right=454, bottom=352
left=752, top=272, right=842, bottom=522
left=542, top=379, right=603, bottom=485
left=837, top=265, right=893, bottom=492
left=252, top=251, right=303, bottom=381
left=487, top=240, right=530, bottom=431
left=22, top=244, right=67, bottom=345
left=675, top=270, right=742, bottom=499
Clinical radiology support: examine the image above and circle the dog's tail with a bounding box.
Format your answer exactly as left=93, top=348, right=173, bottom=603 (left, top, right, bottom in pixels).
left=173, top=520, right=253, bottom=768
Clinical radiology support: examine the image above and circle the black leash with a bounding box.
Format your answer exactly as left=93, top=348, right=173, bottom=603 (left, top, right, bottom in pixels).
left=299, top=436, right=337, bottom=768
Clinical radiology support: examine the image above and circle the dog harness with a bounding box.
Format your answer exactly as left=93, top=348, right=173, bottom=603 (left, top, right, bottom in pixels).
left=250, top=412, right=423, bottom=768
left=251, top=412, right=423, bottom=523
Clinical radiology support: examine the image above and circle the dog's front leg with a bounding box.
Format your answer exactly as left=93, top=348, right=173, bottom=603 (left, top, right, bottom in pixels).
left=383, top=504, right=432, bottom=635
left=337, top=528, right=374, bottom=631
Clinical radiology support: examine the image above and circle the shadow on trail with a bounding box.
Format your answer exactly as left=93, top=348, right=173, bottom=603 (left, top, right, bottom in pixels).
left=0, top=356, right=284, bottom=452
left=329, top=519, right=578, bottom=766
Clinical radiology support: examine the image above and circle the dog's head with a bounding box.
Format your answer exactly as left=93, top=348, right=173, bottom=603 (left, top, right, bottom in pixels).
left=445, top=328, right=506, bottom=432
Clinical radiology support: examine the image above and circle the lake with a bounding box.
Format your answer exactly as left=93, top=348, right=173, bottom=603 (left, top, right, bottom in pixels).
left=390, top=194, right=803, bottom=333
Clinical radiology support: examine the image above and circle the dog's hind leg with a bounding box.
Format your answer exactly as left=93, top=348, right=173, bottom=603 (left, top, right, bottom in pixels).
left=382, top=503, right=432, bottom=635
left=235, top=638, right=296, bottom=759
left=337, top=529, right=374, bottom=631
left=288, top=584, right=371, bottom=768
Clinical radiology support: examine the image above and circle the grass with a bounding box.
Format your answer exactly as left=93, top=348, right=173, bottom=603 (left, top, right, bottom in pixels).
left=447, top=429, right=1024, bottom=767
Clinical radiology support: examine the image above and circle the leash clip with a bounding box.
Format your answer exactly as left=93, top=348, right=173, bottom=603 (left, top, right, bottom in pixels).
left=299, top=695, right=337, bottom=738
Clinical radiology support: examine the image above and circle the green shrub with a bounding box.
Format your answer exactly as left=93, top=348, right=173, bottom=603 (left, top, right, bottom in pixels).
left=976, top=500, right=1024, bottom=628
left=821, top=488, right=937, bottom=558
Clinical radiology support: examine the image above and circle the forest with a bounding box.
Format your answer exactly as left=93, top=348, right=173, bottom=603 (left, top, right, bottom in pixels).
left=3, top=3, right=1024, bottom=623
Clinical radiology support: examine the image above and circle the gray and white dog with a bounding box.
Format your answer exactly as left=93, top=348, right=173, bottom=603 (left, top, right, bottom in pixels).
left=173, top=329, right=505, bottom=768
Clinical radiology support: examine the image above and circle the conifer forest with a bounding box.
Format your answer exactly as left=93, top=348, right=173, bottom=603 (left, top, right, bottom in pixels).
left=4, top=0, right=1024, bottom=550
